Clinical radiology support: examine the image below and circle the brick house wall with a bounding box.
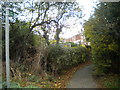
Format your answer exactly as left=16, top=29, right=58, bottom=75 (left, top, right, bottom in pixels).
left=64, top=34, right=84, bottom=44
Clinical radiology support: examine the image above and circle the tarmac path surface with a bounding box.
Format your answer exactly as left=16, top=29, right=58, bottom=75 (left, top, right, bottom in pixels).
left=66, top=64, right=98, bottom=88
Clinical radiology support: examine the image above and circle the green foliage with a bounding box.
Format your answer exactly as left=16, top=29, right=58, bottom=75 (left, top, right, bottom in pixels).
left=28, top=75, right=40, bottom=82
left=47, top=75, right=54, bottom=81
left=2, top=80, right=40, bottom=88
left=47, top=45, right=65, bottom=61
left=8, top=20, right=34, bottom=62
left=101, top=74, right=120, bottom=88
left=84, top=3, right=120, bottom=75
left=10, top=82, right=22, bottom=88
left=24, top=85, right=40, bottom=88
left=3, top=20, right=45, bottom=62
left=67, top=42, right=78, bottom=47
left=2, top=81, right=22, bottom=88
left=46, top=45, right=90, bottom=75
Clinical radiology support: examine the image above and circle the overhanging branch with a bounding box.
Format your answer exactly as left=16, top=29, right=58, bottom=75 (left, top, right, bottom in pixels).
left=30, top=19, right=58, bottom=32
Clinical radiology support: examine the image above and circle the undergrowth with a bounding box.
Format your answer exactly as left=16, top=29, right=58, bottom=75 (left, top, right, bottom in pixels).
left=95, top=73, right=120, bottom=88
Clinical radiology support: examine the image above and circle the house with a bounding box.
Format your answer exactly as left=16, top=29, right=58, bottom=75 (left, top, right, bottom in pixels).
left=63, top=33, right=90, bottom=45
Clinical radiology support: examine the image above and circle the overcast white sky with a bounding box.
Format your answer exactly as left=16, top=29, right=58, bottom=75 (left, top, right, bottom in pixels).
left=17, top=0, right=98, bottom=39
left=60, top=0, right=98, bottom=39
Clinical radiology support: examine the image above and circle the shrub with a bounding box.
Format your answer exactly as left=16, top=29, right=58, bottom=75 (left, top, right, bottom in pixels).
left=84, top=3, right=120, bottom=75
left=28, top=75, right=40, bottom=82
left=46, top=45, right=90, bottom=76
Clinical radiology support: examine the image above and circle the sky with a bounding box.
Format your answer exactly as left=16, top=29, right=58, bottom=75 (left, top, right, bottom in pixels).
left=16, top=0, right=98, bottom=39
left=60, top=0, right=97, bottom=39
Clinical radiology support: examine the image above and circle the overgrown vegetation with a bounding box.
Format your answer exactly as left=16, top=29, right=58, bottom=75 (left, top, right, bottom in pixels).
left=2, top=25, right=90, bottom=87
left=84, top=2, right=120, bottom=75
left=2, top=1, right=90, bottom=88
left=46, top=45, right=90, bottom=76
left=84, top=2, right=120, bottom=88
left=64, top=42, right=78, bottom=47
left=96, top=74, right=120, bottom=88
left=2, top=1, right=120, bottom=89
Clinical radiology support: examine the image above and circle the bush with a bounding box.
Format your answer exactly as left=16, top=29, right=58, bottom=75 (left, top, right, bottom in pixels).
left=84, top=3, right=120, bottom=75
left=46, top=45, right=90, bottom=76
left=28, top=75, right=40, bottom=82
left=100, top=74, right=120, bottom=88
left=68, top=42, right=78, bottom=47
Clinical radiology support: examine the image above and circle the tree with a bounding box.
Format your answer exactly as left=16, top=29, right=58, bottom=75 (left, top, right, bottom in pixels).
left=84, top=2, right=120, bottom=75
left=18, top=1, right=82, bottom=45
left=2, top=1, right=82, bottom=77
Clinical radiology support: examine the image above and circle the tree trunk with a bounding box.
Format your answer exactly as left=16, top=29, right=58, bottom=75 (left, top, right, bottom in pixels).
left=55, top=27, right=62, bottom=44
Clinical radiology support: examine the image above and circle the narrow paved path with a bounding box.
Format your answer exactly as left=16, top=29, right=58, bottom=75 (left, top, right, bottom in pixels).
left=66, top=64, right=98, bottom=88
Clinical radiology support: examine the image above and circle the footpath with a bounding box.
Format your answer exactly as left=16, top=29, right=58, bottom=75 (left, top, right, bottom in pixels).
left=66, top=64, right=98, bottom=88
